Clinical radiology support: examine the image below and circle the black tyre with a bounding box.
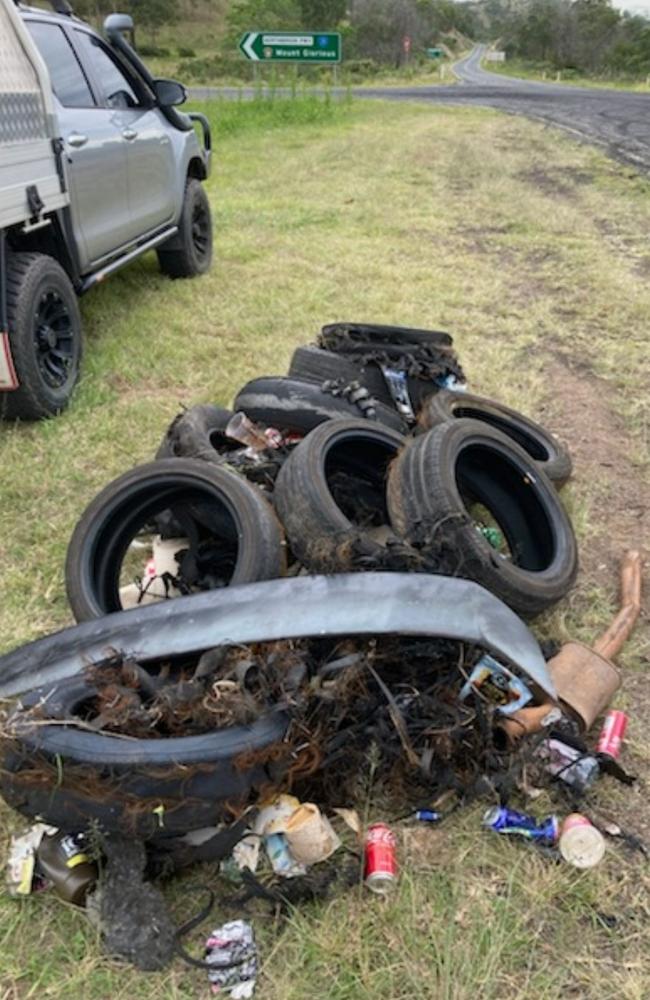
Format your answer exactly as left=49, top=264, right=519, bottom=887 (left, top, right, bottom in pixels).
left=274, top=418, right=407, bottom=572
left=291, top=346, right=469, bottom=424
left=13, top=676, right=288, bottom=767
left=387, top=419, right=578, bottom=617
left=0, top=252, right=82, bottom=420
left=157, top=178, right=212, bottom=278
left=65, top=458, right=286, bottom=621
left=289, top=345, right=393, bottom=403
left=155, top=405, right=238, bottom=463
left=0, top=768, right=264, bottom=840
left=233, top=376, right=407, bottom=434
left=418, top=390, right=572, bottom=487
left=320, top=322, right=453, bottom=349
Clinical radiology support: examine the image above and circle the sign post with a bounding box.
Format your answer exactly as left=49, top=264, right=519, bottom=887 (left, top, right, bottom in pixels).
left=239, top=32, right=341, bottom=64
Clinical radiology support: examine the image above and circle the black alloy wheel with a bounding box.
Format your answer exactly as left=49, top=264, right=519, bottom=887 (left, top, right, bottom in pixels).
left=34, top=288, right=75, bottom=389
left=191, top=196, right=211, bottom=262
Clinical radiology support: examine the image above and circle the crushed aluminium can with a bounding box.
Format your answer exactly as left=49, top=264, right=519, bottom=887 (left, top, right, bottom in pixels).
left=482, top=806, right=559, bottom=845
left=364, top=823, right=397, bottom=894
left=596, top=710, right=628, bottom=759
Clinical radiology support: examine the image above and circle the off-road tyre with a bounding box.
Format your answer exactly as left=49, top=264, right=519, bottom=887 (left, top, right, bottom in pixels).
left=1, top=252, right=82, bottom=420
left=418, top=390, right=572, bottom=487
left=387, top=419, right=578, bottom=617
left=65, top=458, right=286, bottom=621
left=233, top=376, right=407, bottom=435
left=274, top=418, right=407, bottom=572
left=157, top=178, right=212, bottom=278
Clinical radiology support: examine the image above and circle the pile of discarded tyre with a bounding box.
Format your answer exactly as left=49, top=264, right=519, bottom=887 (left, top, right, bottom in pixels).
left=0, top=322, right=579, bottom=859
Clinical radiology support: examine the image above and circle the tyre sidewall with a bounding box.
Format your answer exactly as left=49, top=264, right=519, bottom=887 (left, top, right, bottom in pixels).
left=388, top=421, right=578, bottom=614
left=6, top=255, right=82, bottom=418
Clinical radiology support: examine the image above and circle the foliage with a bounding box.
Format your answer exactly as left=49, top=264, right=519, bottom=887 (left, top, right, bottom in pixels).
left=481, top=0, right=650, bottom=76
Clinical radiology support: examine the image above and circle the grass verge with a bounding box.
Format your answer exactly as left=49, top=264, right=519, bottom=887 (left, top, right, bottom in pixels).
left=0, top=94, right=648, bottom=999
left=485, top=56, right=650, bottom=91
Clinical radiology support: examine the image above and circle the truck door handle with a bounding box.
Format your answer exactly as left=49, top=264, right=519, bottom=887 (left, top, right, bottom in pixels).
left=67, top=132, right=88, bottom=148
left=122, top=128, right=138, bottom=141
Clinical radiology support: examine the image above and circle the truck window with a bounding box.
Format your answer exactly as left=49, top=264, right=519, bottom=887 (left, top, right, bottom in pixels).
left=74, top=32, right=140, bottom=110
left=26, top=22, right=94, bottom=108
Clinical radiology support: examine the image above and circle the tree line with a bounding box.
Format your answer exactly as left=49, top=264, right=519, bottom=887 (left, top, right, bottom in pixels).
left=482, top=0, right=650, bottom=76
left=63, top=0, right=650, bottom=77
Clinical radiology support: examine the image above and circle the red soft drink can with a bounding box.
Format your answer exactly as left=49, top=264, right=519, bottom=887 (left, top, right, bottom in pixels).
left=597, top=710, right=628, bottom=759
left=364, top=823, right=397, bottom=894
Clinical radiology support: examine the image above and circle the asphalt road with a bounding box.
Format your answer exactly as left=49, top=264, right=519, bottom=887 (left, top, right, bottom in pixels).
left=190, top=45, right=650, bottom=169
left=361, top=45, right=650, bottom=170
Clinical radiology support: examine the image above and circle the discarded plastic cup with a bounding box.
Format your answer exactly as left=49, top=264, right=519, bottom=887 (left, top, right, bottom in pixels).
left=226, top=411, right=280, bottom=452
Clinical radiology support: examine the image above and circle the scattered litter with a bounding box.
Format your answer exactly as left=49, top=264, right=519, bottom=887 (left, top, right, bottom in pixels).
left=36, top=829, right=97, bottom=905
left=0, top=319, right=645, bottom=980
left=364, top=823, right=398, bottom=894
left=332, top=807, right=362, bottom=838
left=482, top=806, right=559, bottom=846
left=6, top=823, right=55, bottom=896
left=596, top=710, right=628, bottom=759
left=412, top=810, right=443, bottom=823
left=537, top=738, right=600, bottom=794
left=231, top=836, right=261, bottom=874
left=264, top=833, right=307, bottom=879
left=253, top=795, right=302, bottom=836
left=205, top=920, right=257, bottom=998
left=459, top=654, right=532, bottom=716
left=284, top=803, right=341, bottom=866
left=558, top=814, right=606, bottom=869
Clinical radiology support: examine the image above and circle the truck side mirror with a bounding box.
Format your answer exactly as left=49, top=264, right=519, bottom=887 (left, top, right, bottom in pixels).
left=104, top=13, right=134, bottom=36
left=153, top=79, right=187, bottom=107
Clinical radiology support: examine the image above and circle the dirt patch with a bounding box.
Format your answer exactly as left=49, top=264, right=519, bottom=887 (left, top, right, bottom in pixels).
left=539, top=354, right=650, bottom=843
left=453, top=224, right=517, bottom=259
left=517, top=165, right=580, bottom=200
left=540, top=355, right=648, bottom=583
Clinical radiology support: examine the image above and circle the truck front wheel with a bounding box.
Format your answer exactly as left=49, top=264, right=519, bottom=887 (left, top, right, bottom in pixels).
left=157, top=178, right=213, bottom=279
left=1, top=252, right=82, bottom=421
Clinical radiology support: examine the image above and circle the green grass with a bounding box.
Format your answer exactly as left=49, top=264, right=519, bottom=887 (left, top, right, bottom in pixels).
left=1, top=94, right=649, bottom=998
left=485, top=56, right=650, bottom=92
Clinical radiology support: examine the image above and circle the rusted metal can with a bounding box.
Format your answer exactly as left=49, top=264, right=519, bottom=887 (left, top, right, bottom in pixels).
left=364, top=823, right=397, bottom=894
left=596, top=710, right=628, bottom=759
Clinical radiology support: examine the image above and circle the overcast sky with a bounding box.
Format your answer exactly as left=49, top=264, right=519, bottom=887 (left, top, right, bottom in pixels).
left=613, top=0, right=650, bottom=12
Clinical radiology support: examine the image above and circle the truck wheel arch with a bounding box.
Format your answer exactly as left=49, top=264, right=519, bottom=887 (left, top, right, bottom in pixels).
left=187, top=156, right=207, bottom=182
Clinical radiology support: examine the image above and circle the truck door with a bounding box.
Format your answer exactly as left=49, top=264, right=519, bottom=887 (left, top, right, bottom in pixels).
left=73, top=30, right=176, bottom=243
left=25, top=20, right=131, bottom=270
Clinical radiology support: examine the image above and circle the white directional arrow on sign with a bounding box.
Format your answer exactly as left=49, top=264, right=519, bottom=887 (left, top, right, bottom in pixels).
left=242, top=32, right=259, bottom=61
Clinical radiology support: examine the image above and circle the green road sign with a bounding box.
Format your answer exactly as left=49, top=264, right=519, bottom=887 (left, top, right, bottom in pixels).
left=427, top=48, right=443, bottom=58
left=239, top=31, right=341, bottom=63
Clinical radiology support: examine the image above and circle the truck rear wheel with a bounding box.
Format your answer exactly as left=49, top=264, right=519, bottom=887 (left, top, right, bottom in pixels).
left=157, top=178, right=213, bottom=279
left=1, top=252, right=82, bottom=421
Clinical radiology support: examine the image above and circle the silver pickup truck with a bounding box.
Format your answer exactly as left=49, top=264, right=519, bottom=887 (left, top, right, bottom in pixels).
left=0, top=0, right=212, bottom=420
